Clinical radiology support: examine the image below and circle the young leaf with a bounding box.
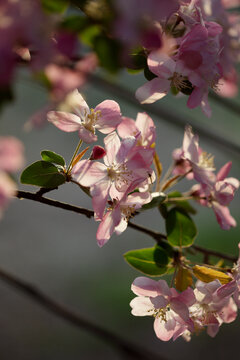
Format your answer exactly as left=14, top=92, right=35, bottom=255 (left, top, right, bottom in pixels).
left=41, top=150, right=65, bottom=167
left=193, top=265, right=232, bottom=284
left=166, top=207, right=197, bottom=248
left=21, top=161, right=66, bottom=188
left=175, top=267, right=193, bottom=291
left=124, top=246, right=170, bottom=276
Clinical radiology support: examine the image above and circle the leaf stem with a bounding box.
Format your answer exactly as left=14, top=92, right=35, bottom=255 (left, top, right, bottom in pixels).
left=67, top=139, right=83, bottom=174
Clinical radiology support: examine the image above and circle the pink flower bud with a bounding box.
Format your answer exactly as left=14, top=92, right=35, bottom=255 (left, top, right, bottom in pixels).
left=90, top=146, right=106, bottom=160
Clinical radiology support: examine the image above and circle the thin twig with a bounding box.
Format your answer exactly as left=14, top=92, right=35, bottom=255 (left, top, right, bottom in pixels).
left=0, top=267, right=165, bottom=360
left=192, top=244, right=237, bottom=263
left=15, top=190, right=237, bottom=263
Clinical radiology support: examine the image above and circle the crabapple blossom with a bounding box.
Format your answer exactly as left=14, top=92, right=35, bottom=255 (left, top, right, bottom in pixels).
left=71, top=131, right=155, bottom=220
left=117, top=112, right=156, bottom=149
left=190, top=161, right=239, bottom=230
left=47, top=90, right=122, bottom=143
left=96, top=181, right=152, bottom=247
left=189, top=280, right=237, bottom=337
left=172, top=126, right=215, bottom=185
left=130, top=277, right=195, bottom=341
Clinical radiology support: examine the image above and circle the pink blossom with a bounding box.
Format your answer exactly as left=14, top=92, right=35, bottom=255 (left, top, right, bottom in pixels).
left=135, top=52, right=176, bottom=104
left=173, top=126, right=215, bottom=185
left=96, top=182, right=151, bottom=247
left=130, top=277, right=195, bottom=341
left=189, top=280, right=237, bottom=337
left=117, top=112, right=156, bottom=149
left=47, top=90, right=122, bottom=143
left=190, top=161, right=239, bottom=230
left=72, top=132, right=154, bottom=220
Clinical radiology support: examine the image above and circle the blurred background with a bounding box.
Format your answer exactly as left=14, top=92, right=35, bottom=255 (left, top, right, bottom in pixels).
left=0, top=67, right=239, bottom=360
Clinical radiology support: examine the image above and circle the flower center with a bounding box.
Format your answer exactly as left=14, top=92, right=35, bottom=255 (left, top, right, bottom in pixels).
left=198, top=151, right=215, bottom=169
left=107, top=163, right=133, bottom=190
left=170, top=72, right=193, bottom=94
left=83, top=108, right=101, bottom=133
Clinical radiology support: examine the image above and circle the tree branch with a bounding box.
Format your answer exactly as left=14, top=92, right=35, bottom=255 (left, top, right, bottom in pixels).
left=192, top=244, right=237, bottom=263
left=0, top=266, right=165, bottom=360
left=15, top=190, right=237, bottom=262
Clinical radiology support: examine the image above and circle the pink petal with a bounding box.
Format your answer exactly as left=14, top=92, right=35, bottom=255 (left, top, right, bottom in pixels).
left=131, top=277, right=160, bottom=297
left=135, top=78, right=170, bottom=104
left=219, top=298, right=237, bottom=323
left=47, top=111, right=81, bottom=132
left=95, top=100, right=122, bottom=134
left=71, top=160, right=107, bottom=187
left=96, top=207, right=121, bottom=247
left=187, top=87, right=205, bottom=109
left=212, top=202, right=236, bottom=230
left=217, top=162, right=232, bottom=181
left=71, top=90, right=90, bottom=119
left=103, top=132, right=121, bottom=167
left=130, top=296, right=155, bottom=316
left=148, top=52, right=175, bottom=78
left=91, top=180, right=111, bottom=220
left=150, top=295, right=168, bottom=309
left=182, top=125, right=199, bottom=163
left=78, top=125, right=98, bottom=143
left=117, top=117, right=138, bottom=138
left=153, top=313, right=175, bottom=341
left=135, top=112, right=156, bottom=146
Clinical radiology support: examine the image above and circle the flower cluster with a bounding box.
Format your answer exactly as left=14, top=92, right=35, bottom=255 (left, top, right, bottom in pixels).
left=134, top=0, right=240, bottom=116
left=130, top=260, right=240, bottom=342
left=48, top=91, right=156, bottom=246
left=172, top=125, right=239, bottom=229
left=0, top=136, right=24, bottom=218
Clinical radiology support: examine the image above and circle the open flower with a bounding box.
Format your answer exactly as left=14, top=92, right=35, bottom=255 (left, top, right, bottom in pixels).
left=130, top=277, right=195, bottom=341
left=72, top=132, right=154, bottom=220
left=190, top=161, right=239, bottom=230
left=47, top=90, right=122, bottom=143
left=189, top=280, right=237, bottom=337
left=96, top=181, right=151, bottom=247
left=173, top=126, right=215, bottom=185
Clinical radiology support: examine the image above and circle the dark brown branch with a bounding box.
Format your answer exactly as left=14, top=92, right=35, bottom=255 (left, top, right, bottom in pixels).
left=17, top=190, right=94, bottom=218
left=0, top=267, right=165, bottom=360
left=192, top=244, right=237, bottom=263
left=16, top=190, right=237, bottom=263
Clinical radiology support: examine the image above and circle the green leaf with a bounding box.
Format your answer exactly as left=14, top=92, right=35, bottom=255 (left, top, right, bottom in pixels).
left=141, top=192, right=166, bottom=210
left=124, top=246, right=171, bottom=276
left=41, top=0, right=69, bottom=13
left=166, top=207, right=197, bottom=248
left=167, top=191, right=196, bottom=214
left=21, top=161, right=66, bottom=188
left=41, top=150, right=65, bottom=167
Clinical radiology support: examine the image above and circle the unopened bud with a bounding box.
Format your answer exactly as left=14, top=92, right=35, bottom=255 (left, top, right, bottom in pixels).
left=90, top=146, right=106, bottom=160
